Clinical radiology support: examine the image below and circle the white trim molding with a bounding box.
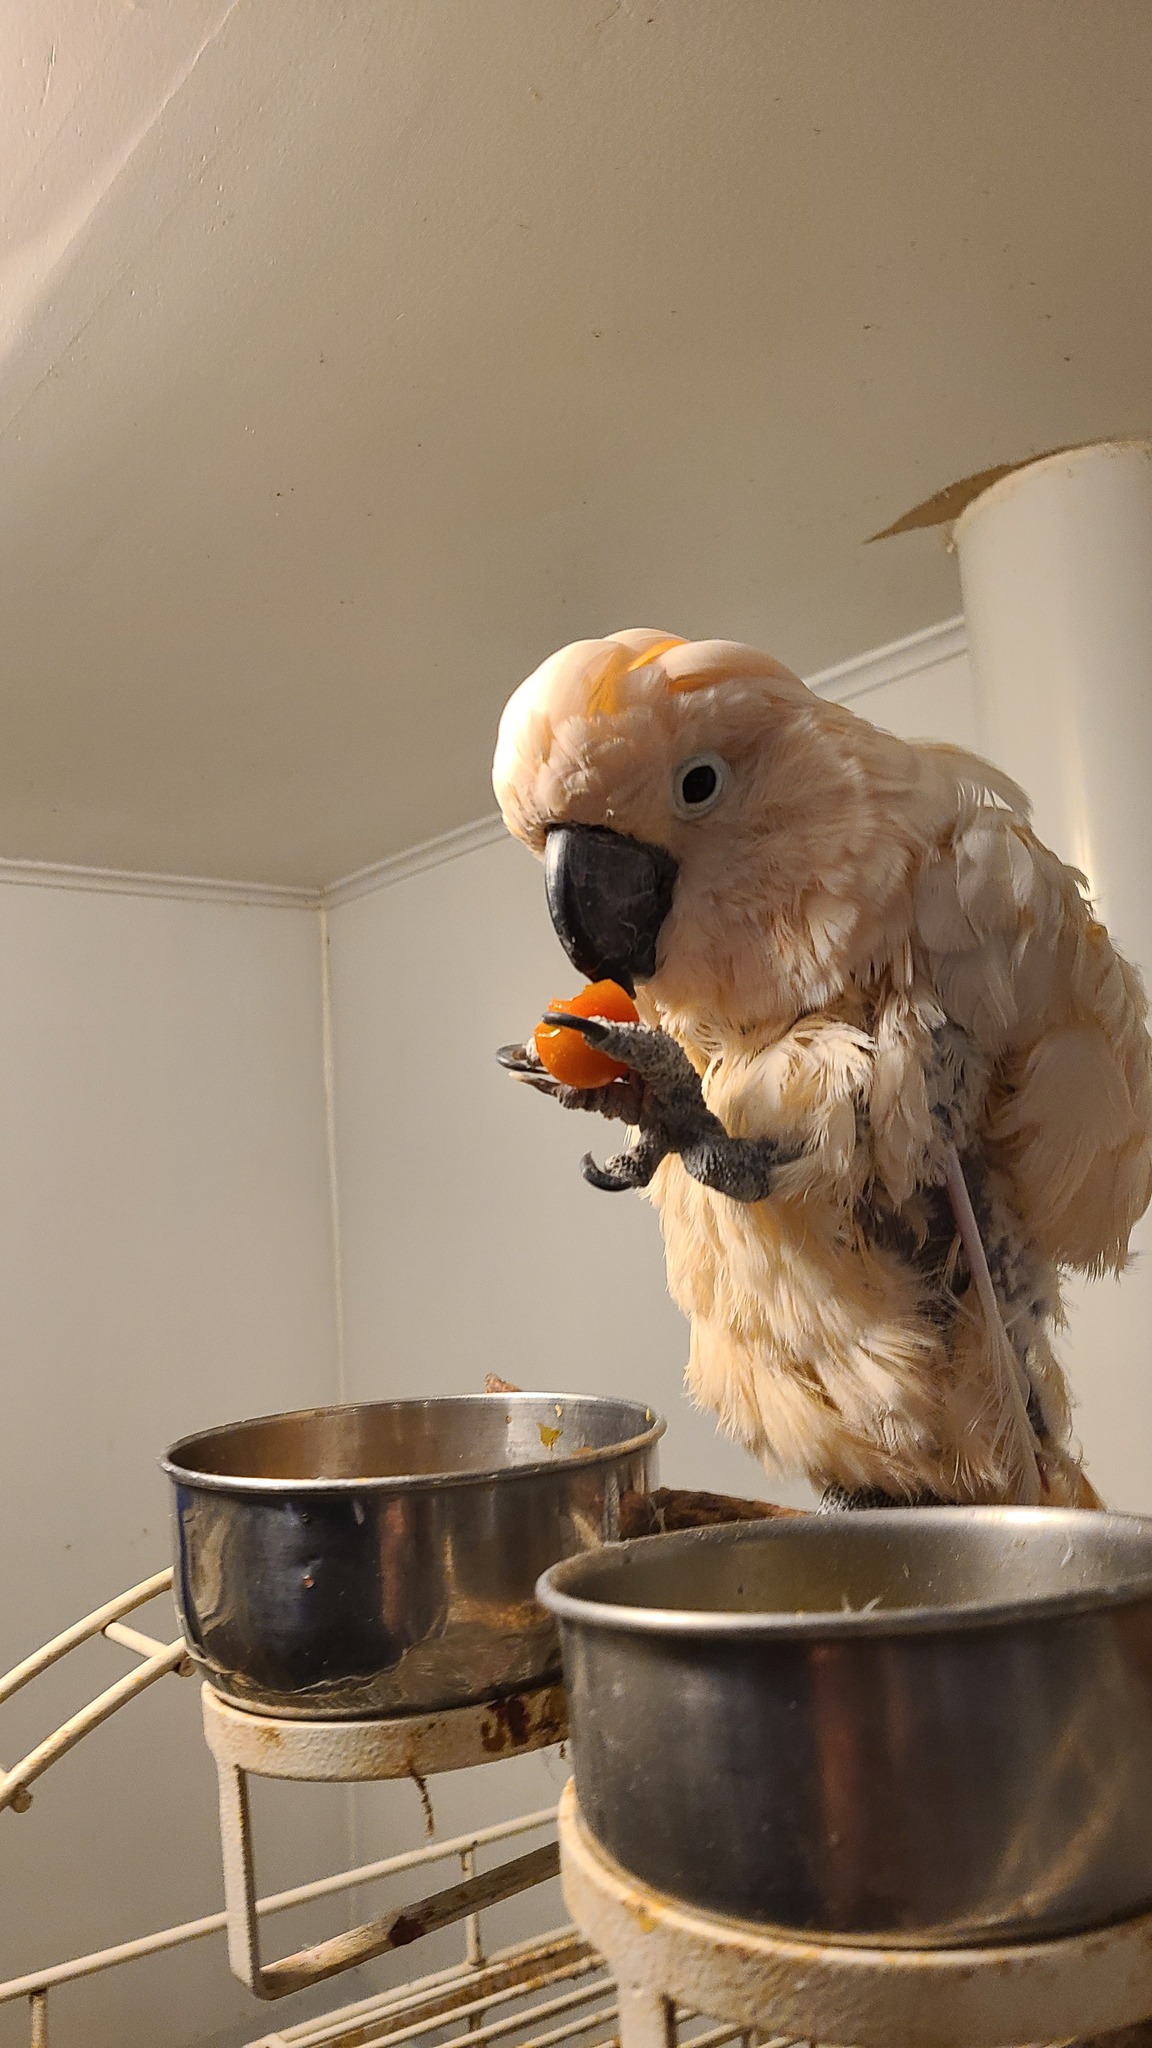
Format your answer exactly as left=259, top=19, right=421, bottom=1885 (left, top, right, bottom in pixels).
left=0, top=616, right=967, bottom=909
left=0, top=856, right=319, bottom=910
left=806, top=613, right=966, bottom=704
left=323, top=813, right=508, bottom=907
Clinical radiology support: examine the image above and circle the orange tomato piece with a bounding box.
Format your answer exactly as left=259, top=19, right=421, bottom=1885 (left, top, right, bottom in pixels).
left=534, top=979, right=640, bottom=1090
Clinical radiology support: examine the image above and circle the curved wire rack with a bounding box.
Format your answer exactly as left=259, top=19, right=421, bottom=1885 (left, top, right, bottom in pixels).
left=0, top=1570, right=757, bottom=2048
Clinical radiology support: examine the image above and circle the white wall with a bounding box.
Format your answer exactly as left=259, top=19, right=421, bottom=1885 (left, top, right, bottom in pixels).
left=0, top=883, right=348, bottom=2048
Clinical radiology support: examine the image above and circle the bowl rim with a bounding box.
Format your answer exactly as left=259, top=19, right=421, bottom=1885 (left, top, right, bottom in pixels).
left=161, top=1391, right=666, bottom=1495
left=537, top=1506, right=1152, bottom=1638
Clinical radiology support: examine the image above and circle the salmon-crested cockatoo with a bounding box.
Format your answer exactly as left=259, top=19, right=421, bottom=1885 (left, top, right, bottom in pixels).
left=493, top=629, right=1152, bottom=1509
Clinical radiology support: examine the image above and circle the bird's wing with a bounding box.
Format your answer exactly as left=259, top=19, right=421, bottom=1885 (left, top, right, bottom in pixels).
left=913, top=778, right=1152, bottom=1272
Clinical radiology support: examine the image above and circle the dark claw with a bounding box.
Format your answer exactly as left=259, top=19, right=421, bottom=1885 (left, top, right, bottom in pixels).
left=580, top=1150, right=647, bottom=1192
left=497, top=1038, right=646, bottom=1117
left=522, top=1073, right=563, bottom=1096
left=541, top=1011, right=612, bottom=1044
left=496, top=1041, right=543, bottom=1075
left=497, top=1041, right=563, bottom=1094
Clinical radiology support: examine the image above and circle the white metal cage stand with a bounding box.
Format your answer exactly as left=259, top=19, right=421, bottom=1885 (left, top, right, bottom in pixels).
left=0, top=1568, right=193, bottom=1820
left=0, top=1572, right=595, bottom=2047
left=0, top=1572, right=755, bottom=2048
left=11, top=1573, right=1152, bottom=2048
left=202, top=1678, right=569, bottom=2000
left=558, top=1781, right=1152, bottom=2048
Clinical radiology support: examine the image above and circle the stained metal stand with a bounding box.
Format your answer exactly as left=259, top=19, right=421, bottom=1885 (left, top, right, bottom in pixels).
left=557, top=1779, right=1152, bottom=2048
left=202, top=1681, right=568, bottom=2001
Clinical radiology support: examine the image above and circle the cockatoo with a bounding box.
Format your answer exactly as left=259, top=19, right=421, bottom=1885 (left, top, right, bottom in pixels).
left=493, top=629, right=1152, bottom=1509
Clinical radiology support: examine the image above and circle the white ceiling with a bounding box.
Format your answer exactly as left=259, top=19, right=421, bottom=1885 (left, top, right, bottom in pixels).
left=3, top=0, right=1151, bottom=886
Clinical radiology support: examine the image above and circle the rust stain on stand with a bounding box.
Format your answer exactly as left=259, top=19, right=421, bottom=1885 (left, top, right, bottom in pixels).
left=408, top=1762, right=435, bottom=1835
left=481, top=1684, right=567, bottom=1754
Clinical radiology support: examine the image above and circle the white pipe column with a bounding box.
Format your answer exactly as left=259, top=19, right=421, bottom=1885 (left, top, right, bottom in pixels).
left=954, top=438, right=1152, bottom=1511
left=955, top=439, right=1152, bottom=970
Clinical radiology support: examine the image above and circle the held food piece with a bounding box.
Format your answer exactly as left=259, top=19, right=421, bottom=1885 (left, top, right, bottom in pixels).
left=534, top=980, right=639, bottom=1089
left=496, top=981, right=641, bottom=1097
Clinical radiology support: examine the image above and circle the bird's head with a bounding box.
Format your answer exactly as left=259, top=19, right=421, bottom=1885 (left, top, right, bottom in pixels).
left=493, top=629, right=925, bottom=1032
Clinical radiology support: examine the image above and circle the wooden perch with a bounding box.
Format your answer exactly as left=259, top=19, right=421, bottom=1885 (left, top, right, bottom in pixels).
left=619, top=1486, right=802, bottom=1537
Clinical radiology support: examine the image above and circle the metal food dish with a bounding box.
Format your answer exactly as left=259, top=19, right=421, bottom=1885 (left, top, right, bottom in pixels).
left=540, top=1507, right=1152, bottom=1946
left=163, top=1393, right=663, bottom=1719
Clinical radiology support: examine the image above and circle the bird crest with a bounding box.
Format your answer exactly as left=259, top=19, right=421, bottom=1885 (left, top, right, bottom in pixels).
left=573, top=630, right=802, bottom=719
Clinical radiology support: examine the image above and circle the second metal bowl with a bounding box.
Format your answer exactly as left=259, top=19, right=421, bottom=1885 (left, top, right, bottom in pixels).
left=164, top=1392, right=663, bottom=1719
left=540, top=1508, right=1152, bottom=1946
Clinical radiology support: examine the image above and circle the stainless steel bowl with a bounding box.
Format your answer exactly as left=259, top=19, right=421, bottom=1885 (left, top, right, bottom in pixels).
left=540, top=1508, right=1152, bottom=1946
left=163, top=1393, right=663, bottom=1718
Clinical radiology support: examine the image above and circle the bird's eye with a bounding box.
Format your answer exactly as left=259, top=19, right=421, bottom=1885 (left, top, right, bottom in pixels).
left=672, top=753, right=728, bottom=818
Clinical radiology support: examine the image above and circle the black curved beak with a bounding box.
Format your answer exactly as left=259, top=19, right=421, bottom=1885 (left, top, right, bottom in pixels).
left=544, top=825, right=678, bottom=993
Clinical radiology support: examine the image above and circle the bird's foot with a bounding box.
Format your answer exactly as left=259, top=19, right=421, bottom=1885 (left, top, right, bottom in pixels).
left=579, top=1130, right=668, bottom=1193
left=539, top=1013, right=793, bottom=1199
left=819, top=1484, right=948, bottom=1511
left=496, top=1039, right=644, bottom=1122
